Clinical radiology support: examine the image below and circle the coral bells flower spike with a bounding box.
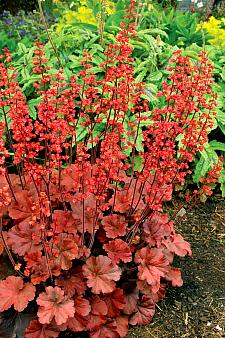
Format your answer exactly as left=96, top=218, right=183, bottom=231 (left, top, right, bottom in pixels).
left=142, top=50, right=216, bottom=195
left=0, top=122, right=8, bottom=172
left=37, top=286, right=75, bottom=325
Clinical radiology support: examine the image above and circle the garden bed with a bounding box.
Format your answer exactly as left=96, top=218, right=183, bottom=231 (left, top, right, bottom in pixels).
left=0, top=2, right=224, bottom=337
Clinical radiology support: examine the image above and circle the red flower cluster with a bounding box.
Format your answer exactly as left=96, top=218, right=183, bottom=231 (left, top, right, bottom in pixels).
left=195, top=157, right=223, bottom=201
left=0, top=1, right=219, bottom=337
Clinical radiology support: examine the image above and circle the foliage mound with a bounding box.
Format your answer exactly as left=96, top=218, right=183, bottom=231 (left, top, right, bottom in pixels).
left=0, top=1, right=221, bottom=337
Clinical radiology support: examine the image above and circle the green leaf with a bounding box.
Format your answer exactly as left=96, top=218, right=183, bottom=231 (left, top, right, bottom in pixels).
left=28, top=105, right=37, bottom=120
left=76, top=120, right=89, bottom=143
left=92, top=55, right=105, bottom=65
left=182, top=50, right=198, bottom=60
left=104, top=25, right=120, bottom=34
left=193, top=143, right=218, bottom=183
left=134, top=60, right=150, bottom=74
left=28, top=98, right=40, bottom=120
left=176, top=133, right=184, bottom=156
left=69, top=55, right=82, bottom=68
left=70, top=22, right=97, bottom=31
left=127, top=155, right=144, bottom=174
left=144, top=84, right=158, bottom=100
left=139, top=112, right=154, bottom=128
left=136, top=133, right=144, bottom=152
left=115, top=0, right=126, bottom=11
left=132, top=41, right=149, bottom=51
left=90, top=44, right=104, bottom=53
left=135, top=69, right=147, bottom=82
left=21, top=68, right=30, bottom=80
left=0, top=106, right=11, bottom=126
left=133, top=155, right=144, bottom=171
left=221, top=70, right=225, bottom=81
left=209, top=140, right=225, bottom=152
left=87, top=123, right=106, bottom=149
left=123, top=113, right=144, bottom=156
left=216, top=110, right=225, bottom=125
left=105, top=10, right=125, bottom=28
left=137, top=32, right=156, bottom=48
left=17, top=42, right=27, bottom=55
left=149, top=71, right=162, bottom=82
left=89, top=66, right=103, bottom=74
left=218, top=122, right=225, bottom=135
left=138, top=28, right=168, bottom=38
left=23, top=46, right=35, bottom=64
left=85, top=35, right=101, bottom=49
left=21, top=75, right=40, bottom=91
left=218, top=168, right=225, bottom=197
left=86, top=0, right=101, bottom=16
left=215, top=92, right=225, bottom=110
left=63, top=67, right=73, bottom=80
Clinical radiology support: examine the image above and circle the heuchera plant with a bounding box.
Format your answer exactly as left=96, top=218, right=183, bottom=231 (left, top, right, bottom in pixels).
left=0, top=1, right=219, bottom=337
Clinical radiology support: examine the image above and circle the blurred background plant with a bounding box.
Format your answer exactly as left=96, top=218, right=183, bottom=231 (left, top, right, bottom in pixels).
left=52, top=0, right=117, bottom=31
left=0, top=10, right=56, bottom=51
left=197, top=16, right=225, bottom=46
left=0, top=0, right=38, bottom=14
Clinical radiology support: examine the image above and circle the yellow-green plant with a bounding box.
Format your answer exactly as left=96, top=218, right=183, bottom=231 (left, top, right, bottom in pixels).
left=53, top=0, right=115, bottom=32
left=198, top=16, right=225, bottom=47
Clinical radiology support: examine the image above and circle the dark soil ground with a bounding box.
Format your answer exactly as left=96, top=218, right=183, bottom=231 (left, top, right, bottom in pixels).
left=127, top=195, right=225, bottom=338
